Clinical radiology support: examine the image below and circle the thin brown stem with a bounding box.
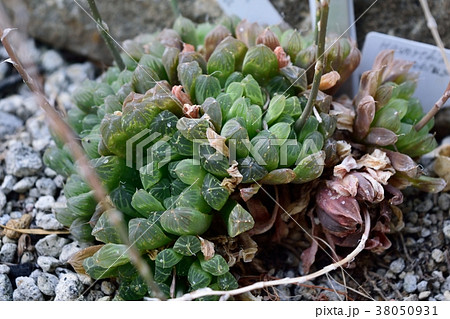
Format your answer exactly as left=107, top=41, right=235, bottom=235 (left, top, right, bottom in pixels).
left=295, top=0, right=330, bottom=132
left=418, top=0, right=450, bottom=75
left=414, top=80, right=450, bottom=131
left=86, top=0, right=125, bottom=70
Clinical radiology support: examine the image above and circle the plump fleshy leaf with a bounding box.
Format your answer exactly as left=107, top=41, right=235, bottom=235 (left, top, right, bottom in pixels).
left=160, top=207, right=213, bottom=236
left=199, top=254, right=229, bottom=276
left=156, top=248, right=183, bottom=268
left=128, top=218, right=172, bottom=251
left=201, top=173, right=229, bottom=210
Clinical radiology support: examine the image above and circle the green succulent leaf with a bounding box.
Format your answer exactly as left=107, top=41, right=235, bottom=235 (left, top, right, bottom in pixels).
left=64, top=174, right=90, bottom=198
left=218, top=272, right=239, bottom=290
left=140, top=162, right=163, bottom=190
left=91, top=244, right=130, bottom=269
left=110, top=183, right=141, bottom=218
left=207, top=48, right=236, bottom=87
left=264, top=94, right=286, bottom=126
left=128, top=218, right=172, bottom=251
left=154, top=264, right=172, bottom=283
left=91, top=209, right=123, bottom=244
left=176, top=117, right=210, bottom=141
left=43, top=146, right=75, bottom=178
left=201, top=173, right=229, bottom=211
left=131, top=189, right=165, bottom=217
left=83, top=256, right=119, bottom=280
left=174, top=159, right=207, bottom=186
left=195, top=74, right=222, bottom=104
left=242, top=74, right=264, bottom=106
left=188, top=260, right=212, bottom=290
left=173, top=235, right=202, bottom=256
left=156, top=248, right=183, bottom=269
left=69, top=218, right=95, bottom=242
left=66, top=190, right=97, bottom=219
left=160, top=207, right=213, bottom=236
left=199, top=254, right=229, bottom=276
left=221, top=201, right=255, bottom=237
left=237, top=157, right=268, bottom=183
left=242, top=44, right=278, bottom=85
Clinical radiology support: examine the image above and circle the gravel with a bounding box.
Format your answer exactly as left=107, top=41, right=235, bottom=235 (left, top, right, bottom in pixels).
left=54, top=273, right=83, bottom=301
left=13, top=277, right=44, bottom=301
left=0, top=274, right=13, bottom=301
left=35, top=234, right=70, bottom=258
left=35, top=212, right=64, bottom=230
left=403, top=273, right=418, bottom=293
left=5, top=142, right=43, bottom=177
left=0, top=111, right=23, bottom=139
left=37, top=273, right=59, bottom=296
left=389, top=258, right=405, bottom=274
left=37, top=256, right=61, bottom=272
left=12, top=176, right=37, bottom=193
left=0, top=243, right=17, bottom=263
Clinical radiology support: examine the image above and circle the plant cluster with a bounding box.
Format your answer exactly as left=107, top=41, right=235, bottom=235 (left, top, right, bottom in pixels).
left=44, top=14, right=445, bottom=300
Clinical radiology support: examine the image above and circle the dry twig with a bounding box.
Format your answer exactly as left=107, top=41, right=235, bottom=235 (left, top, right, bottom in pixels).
left=414, top=80, right=450, bottom=131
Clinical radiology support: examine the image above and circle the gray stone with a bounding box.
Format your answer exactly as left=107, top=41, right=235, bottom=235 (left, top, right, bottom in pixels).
left=12, top=176, right=37, bottom=193
left=417, top=280, right=428, bottom=292
left=0, top=264, right=10, bottom=274
left=77, top=274, right=93, bottom=286
left=44, top=167, right=57, bottom=178
left=443, top=222, right=450, bottom=240
left=59, top=241, right=89, bottom=263
left=0, top=95, right=22, bottom=115
left=432, top=249, right=445, bottom=263
left=421, top=228, right=431, bottom=237
left=101, top=281, right=115, bottom=295
left=5, top=143, right=43, bottom=177
left=35, top=234, right=70, bottom=257
left=0, top=274, right=13, bottom=301
left=53, top=175, right=65, bottom=188
left=37, top=256, right=61, bottom=272
left=0, top=111, right=23, bottom=139
left=65, top=63, right=95, bottom=85
left=0, top=243, right=17, bottom=263
left=1, top=175, right=17, bottom=194
left=10, top=211, right=23, bottom=219
left=28, top=188, right=40, bottom=198
left=35, top=195, right=55, bottom=211
left=0, top=191, right=6, bottom=213
left=35, top=212, right=64, bottom=230
left=86, top=290, right=105, bottom=301
left=389, top=258, right=405, bottom=274
left=41, top=50, right=64, bottom=73
left=416, top=199, right=433, bottom=213
left=13, top=277, right=44, bottom=301
left=438, top=193, right=450, bottom=211
left=37, top=273, right=59, bottom=296
left=2, top=0, right=222, bottom=63
left=26, top=116, right=51, bottom=151
left=30, top=269, right=44, bottom=283
left=55, top=273, right=83, bottom=301
left=403, top=273, right=417, bottom=293
left=36, top=178, right=57, bottom=196
left=21, top=251, right=36, bottom=264
left=418, top=291, right=431, bottom=300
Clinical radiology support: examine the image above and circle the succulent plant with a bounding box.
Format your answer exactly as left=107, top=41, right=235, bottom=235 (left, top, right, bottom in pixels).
left=44, top=13, right=444, bottom=300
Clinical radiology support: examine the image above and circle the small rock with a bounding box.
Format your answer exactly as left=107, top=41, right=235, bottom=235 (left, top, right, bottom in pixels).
left=403, top=273, right=417, bottom=293
left=37, top=273, right=59, bottom=296
left=53, top=175, right=65, bottom=188
left=29, top=269, right=44, bottom=283
left=35, top=234, right=70, bottom=257
left=97, top=296, right=111, bottom=301
left=432, top=270, right=445, bottom=282
left=13, top=277, right=44, bottom=301
left=0, top=191, right=6, bottom=212
left=86, top=290, right=105, bottom=301
left=0, top=243, right=17, bottom=263
left=403, top=294, right=418, bottom=301
left=55, top=273, right=83, bottom=301
left=21, top=251, right=36, bottom=264
left=421, top=228, right=431, bottom=237
left=35, top=195, right=55, bottom=211
left=29, top=188, right=41, bottom=198
left=0, top=274, right=13, bottom=301
left=444, top=291, right=450, bottom=301
left=419, top=291, right=431, bottom=300
left=0, top=111, right=23, bottom=139
left=101, top=281, right=115, bottom=295
left=389, top=258, right=405, bottom=274
left=77, top=274, right=93, bottom=286
left=438, top=193, right=450, bottom=211
left=1, top=175, right=16, bottom=194
left=5, top=143, right=43, bottom=177
left=66, top=63, right=95, bottom=84
left=416, top=199, right=433, bottom=213
left=36, top=178, right=57, bottom=196
left=35, top=212, right=64, bottom=230
left=0, top=95, right=22, bottom=115
left=44, top=167, right=57, bottom=178
left=443, top=223, right=450, bottom=240
left=26, top=116, right=51, bottom=151
left=12, top=177, right=37, bottom=193
left=59, top=241, right=89, bottom=263
left=41, top=50, right=64, bottom=73
left=55, top=267, right=72, bottom=278
left=37, top=256, right=61, bottom=272
left=10, top=211, right=23, bottom=219
left=432, top=249, right=444, bottom=263
left=417, top=280, right=428, bottom=292
left=0, top=264, right=10, bottom=274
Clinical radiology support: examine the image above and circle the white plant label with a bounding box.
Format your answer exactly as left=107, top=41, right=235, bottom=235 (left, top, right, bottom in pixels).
left=356, top=32, right=450, bottom=112
left=216, top=0, right=283, bottom=25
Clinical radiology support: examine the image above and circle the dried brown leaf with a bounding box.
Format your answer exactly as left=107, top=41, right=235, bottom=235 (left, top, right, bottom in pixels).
left=68, top=245, right=103, bottom=275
